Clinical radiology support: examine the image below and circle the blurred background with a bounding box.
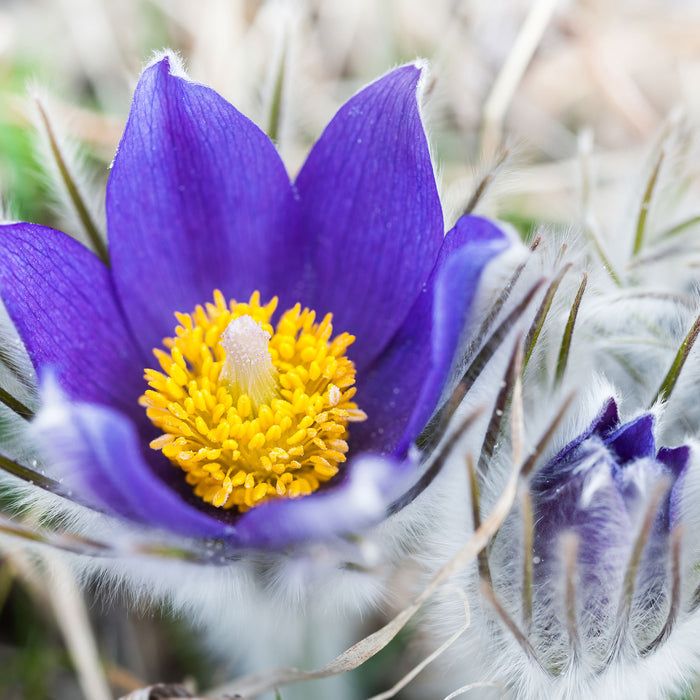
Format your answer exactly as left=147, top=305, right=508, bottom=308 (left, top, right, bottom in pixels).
left=1, top=0, right=700, bottom=698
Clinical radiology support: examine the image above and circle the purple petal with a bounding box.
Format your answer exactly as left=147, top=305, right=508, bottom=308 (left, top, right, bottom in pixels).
left=605, top=414, right=656, bottom=465
left=533, top=451, right=631, bottom=619
left=0, top=223, right=144, bottom=412
left=658, top=446, right=690, bottom=527
left=35, top=376, right=143, bottom=519
left=657, top=445, right=690, bottom=478
left=546, top=398, right=619, bottom=469
left=613, top=459, right=675, bottom=584
left=234, top=454, right=405, bottom=548
left=36, top=388, right=235, bottom=540
left=534, top=449, right=629, bottom=554
left=107, top=57, right=301, bottom=356
left=350, top=216, right=509, bottom=455
left=613, top=457, right=668, bottom=511
left=592, top=397, right=620, bottom=437
left=295, top=65, right=444, bottom=370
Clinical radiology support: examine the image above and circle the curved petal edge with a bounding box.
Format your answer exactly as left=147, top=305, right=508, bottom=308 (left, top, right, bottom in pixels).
left=33, top=377, right=236, bottom=541
left=295, top=63, right=444, bottom=369
left=234, top=454, right=406, bottom=549
left=107, top=56, right=302, bottom=356
left=0, top=223, right=144, bottom=412
left=352, top=215, right=511, bottom=456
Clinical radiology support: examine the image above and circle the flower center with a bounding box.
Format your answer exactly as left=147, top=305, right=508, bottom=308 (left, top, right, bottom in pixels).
left=140, top=290, right=366, bottom=511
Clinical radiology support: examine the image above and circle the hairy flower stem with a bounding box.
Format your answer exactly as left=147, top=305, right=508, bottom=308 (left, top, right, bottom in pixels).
left=642, top=526, right=683, bottom=655
left=651, top=311, right=700, bottom=406
left=34, top=98, right=109, bottom=264
left=523, top=262, right=570, bottom=370
left=554, top=273, right=587, bottom=388
left=607, top=479, right=669, bottom=661
left=0, top=386, right=33, bottom=419
left=463, top=148, right=509, bottom=215
left=632, top=149, right=664, bottom=257
left=425, top=279, right=544, bottom=453
left=562, top=532, right=580, bottom=659
left=467, top=456, right=491, bottom=582
left=266, top=36, right=286, bottom=143
left=0, top=452, right=58, bottom=490
left=520, top=486, right=534, bottom=630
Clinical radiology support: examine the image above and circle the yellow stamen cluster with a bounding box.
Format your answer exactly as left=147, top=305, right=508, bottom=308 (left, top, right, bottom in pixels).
left=140, top=290, right=366, bottom=511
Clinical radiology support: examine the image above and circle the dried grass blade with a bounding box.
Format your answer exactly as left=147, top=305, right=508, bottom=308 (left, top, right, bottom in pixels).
left=42, top=552, right=112, bottom=700
left=442, top=681, right=504, bottom=699
left=468, top=456, right=491, bottom=583
left=480, top=0, right=559, bottom=154
left=366, top=588, right=470, bottom=700
left=480, top=579, right=542, bottom=666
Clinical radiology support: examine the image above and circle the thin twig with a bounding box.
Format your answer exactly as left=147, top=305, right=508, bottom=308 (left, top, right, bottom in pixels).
left=480, top=0, right=559, bottom=155
left=43, top=552, right=112, bottom=700
left=366, top=588, right=471, bottom=700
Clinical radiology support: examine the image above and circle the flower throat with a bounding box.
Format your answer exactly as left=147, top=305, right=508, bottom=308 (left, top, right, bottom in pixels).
left=140, top=290, right=366, bottom=511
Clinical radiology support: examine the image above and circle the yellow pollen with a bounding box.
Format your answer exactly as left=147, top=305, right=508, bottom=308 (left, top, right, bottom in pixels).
left=140, top=290, right=367, bottom=511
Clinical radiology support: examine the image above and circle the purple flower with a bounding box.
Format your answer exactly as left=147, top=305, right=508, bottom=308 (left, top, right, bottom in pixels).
left=0, top=57, right=509, bottom=551
left=473, top=396, right=692, bottom=689
left=531, top=398, right=688, bottom=659
left=424, top=391, right=697, bottom=700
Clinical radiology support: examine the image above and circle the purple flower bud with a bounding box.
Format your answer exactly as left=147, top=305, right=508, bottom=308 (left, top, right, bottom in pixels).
left=531, top=398, right=688, bottom=664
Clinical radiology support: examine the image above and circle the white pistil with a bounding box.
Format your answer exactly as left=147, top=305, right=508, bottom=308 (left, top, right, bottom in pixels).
left=219, top=315, right=278, bottom=405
